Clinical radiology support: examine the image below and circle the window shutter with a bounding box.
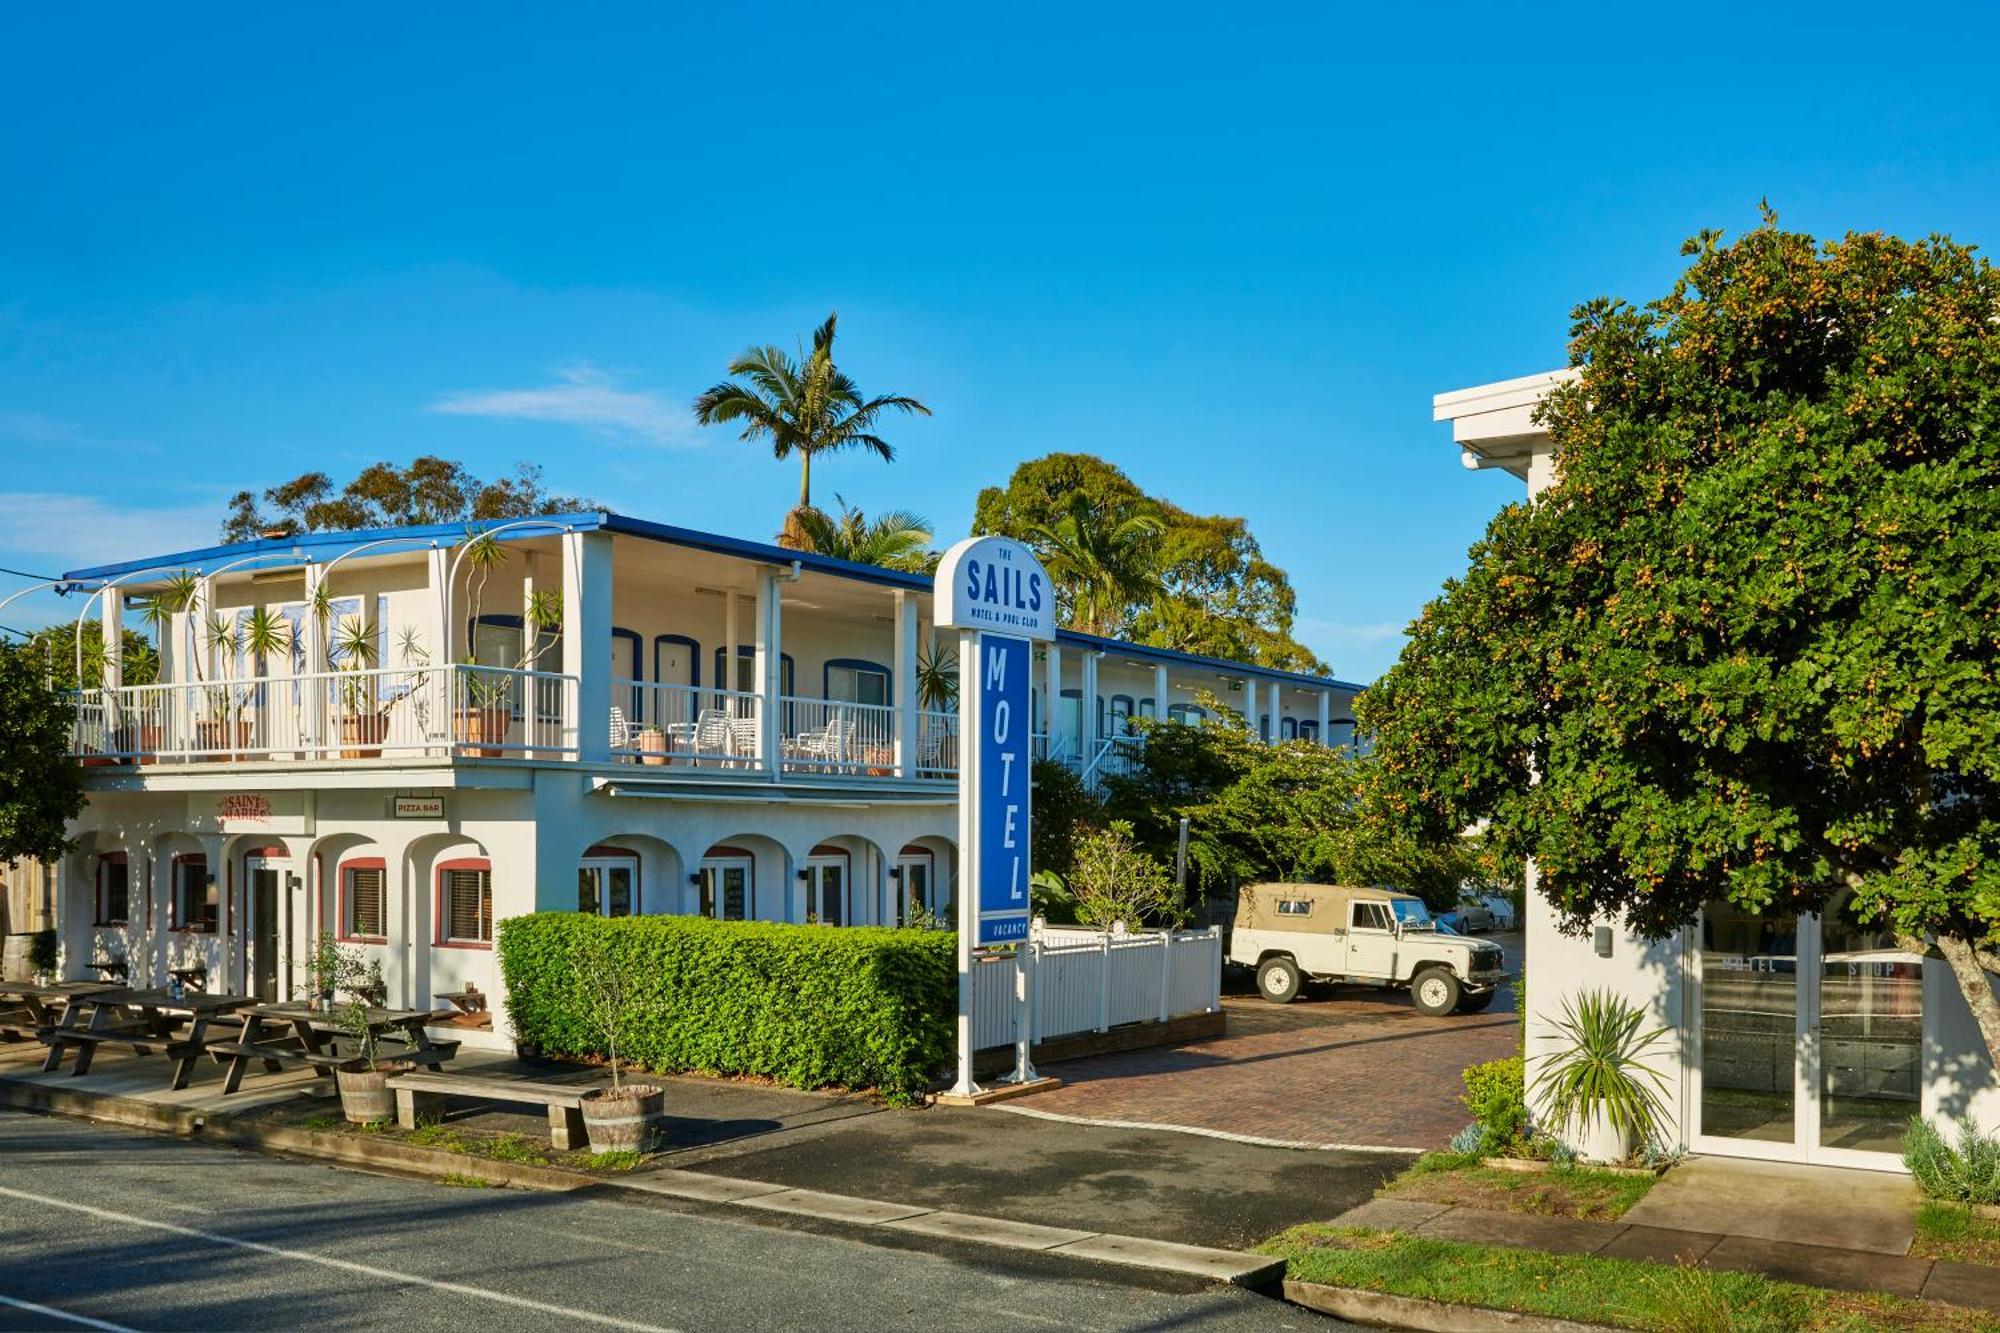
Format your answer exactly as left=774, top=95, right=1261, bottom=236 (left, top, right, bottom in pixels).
left=446, top=869, right=491, bottom=942
left=348, top=868, right=386, bottom=938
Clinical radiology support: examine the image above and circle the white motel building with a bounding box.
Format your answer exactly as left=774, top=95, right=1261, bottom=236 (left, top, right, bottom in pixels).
left=1438, top=370, right=1995, bottom=1171
left=48, top=512, right=1359, bottom=1048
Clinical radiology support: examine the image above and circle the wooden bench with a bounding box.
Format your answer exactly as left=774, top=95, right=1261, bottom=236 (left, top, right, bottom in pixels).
left=40, top=1023, right=178, bottom=1076
left=387, top=1071, right=595, bottom=1149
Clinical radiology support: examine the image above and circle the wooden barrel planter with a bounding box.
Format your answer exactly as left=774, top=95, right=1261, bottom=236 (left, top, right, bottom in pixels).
left=581, top=1084, right=666, bottom=1151
left=335, top=1059, right=414, bottom=1124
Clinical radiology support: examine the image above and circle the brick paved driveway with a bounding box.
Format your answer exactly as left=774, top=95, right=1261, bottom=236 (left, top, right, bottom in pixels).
left=1016, top=932, right=1521, bottom=1151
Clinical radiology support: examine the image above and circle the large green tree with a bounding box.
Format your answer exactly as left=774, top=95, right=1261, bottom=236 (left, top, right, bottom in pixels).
left=693, top=312, right=930, bottom=522
left=1361, top=217, right=2000, bottom=1056
left=19, top=623, right=160, bottom=691
left=973, top=453, right=1325, bottom=669
left=222, top=458, right=594, bottom=542
left=0, top=642, right=86, bottom=865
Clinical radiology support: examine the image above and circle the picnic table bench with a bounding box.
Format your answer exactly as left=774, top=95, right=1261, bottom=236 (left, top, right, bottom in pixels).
left=209, top=1003, right=459, bottom=1094
left=0, top=981, right=117, bottom=1042
left=386, top=1071, right=596, bottom=1149
left=38, top=988, right=254, bottom=1079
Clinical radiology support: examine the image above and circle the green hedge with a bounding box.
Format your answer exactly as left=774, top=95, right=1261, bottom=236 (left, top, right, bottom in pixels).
left=497, top=912, right=955, bottom=1098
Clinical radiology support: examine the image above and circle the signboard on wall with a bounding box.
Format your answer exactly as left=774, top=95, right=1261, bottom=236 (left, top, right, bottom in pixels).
left=187, top=791, right=312, bottom=836
left=974, top=633, right=1031, bottom=946
left=392, top=795, right=445, bottom=820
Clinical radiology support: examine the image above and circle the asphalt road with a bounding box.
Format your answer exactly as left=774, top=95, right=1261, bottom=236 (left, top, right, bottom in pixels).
left=0, top=1111, right=1356, bottom=1332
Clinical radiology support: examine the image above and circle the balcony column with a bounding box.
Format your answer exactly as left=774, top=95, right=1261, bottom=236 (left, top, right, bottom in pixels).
left=562, top=531, right=612, bottom=762
left=1152, top=663, right=1168, bottom=720
left=1269, top=680, right=1283, bottom=744
left=301, top=563, right=327, bottom=755
left=1317, top=690, right=1331, bottom=747
left=754, top=567, right=782, bottom=772
left=721, top=590, right=738, bottom=704
left=893, top=590, right=918, bottom=778
left=1080, top=650, right=1100, bottom=762
left=99, top=587, right=124, bottom=750
left=1043, top=642, right=1064, bottom=759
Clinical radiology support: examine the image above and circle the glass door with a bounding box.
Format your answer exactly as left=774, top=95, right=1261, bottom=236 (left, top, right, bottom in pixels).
left=804, top=857, right=846, bottom=926
left=699, top=857, right=752, bottom=921
left=1692, top=897, right=1920, bottom=1168
left=578, top=856, right=637, bottom=917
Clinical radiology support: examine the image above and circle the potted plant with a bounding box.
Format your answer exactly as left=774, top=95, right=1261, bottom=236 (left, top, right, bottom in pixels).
left=452, top=532, right=563, bottom=756
left=635, top=725, right=669, bottom=766
left=330, top=956, right=411, bottom=1124
left=331, top=617, right=389, bottom=757
left=574, top=929, right=664, bottom=1151
left=297, top=931, right=349, bottom=1015
left=1529, top=988, right=1671, bottom=1165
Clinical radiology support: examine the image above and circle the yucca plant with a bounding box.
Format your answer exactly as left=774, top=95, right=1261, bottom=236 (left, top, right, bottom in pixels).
left=916, top=640, right=958, bottom=711
left=1529, top=989, right=1671, bottom=1151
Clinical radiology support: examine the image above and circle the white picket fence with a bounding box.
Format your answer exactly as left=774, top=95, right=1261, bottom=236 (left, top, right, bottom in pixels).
left=970, top=926, right=1222, bottom=1052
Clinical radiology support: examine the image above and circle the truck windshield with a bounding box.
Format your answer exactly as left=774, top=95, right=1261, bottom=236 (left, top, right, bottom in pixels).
left=1390, top=899, right=1436, bottom=931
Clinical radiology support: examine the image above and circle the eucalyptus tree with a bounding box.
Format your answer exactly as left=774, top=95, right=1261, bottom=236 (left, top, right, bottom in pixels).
left=693, top=312, right=931, bottom=516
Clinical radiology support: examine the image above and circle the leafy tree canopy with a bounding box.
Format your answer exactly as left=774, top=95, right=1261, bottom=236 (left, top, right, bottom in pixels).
left=19, top=623, right=160, bottom=691
left=0, top=642, right=86, bottom=864
left=973, top=453, right=1326, bottom=671
left=221, top=458, right=595, bottom=542
left=1098, top=698, right=1485, bottom=911
left=1360, top=215, right=2000, bottom=1047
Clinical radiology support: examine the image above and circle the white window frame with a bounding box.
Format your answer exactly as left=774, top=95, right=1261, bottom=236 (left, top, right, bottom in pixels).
left=342, top=863, right=388, bottom=942
left=700, top=855, right=753, bottom=921
left=804, top=854, right=848, bottom=927
left=579, top=854, right=639, bottom=918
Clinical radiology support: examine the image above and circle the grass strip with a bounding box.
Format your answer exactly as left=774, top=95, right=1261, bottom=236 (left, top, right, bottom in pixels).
left=1260, top=1224, right=1998, bottom=1332
left=1382, top=1150, right=1657, bottom=1221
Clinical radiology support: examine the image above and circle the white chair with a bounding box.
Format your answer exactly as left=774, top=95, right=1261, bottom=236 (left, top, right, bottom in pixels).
left=609, top=705, right=631, bottom=754
left=692, top=709, right=733, bottom=765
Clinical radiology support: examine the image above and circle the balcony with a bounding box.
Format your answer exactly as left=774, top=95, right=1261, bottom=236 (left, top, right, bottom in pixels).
left=69, top=665, right=961, bottom=781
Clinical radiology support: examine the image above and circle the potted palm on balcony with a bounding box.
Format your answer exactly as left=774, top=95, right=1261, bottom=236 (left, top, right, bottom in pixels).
left=453, top=532, right=564, bottom=756
left=193, top=612, right=257, bottom=758
left=331, top=617, right=389, bottom=758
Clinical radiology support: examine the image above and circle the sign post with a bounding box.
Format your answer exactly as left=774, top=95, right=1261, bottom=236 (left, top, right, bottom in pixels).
left=934, top=535, right=1056, bottom=1099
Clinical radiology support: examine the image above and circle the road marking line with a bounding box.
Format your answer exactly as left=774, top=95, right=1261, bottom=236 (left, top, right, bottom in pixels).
left=0, top=1293, right=142, bottom=1332
left=990, top=1103, right=1425, bottom=1154
left=0, top=1184, right=679, bottom=1333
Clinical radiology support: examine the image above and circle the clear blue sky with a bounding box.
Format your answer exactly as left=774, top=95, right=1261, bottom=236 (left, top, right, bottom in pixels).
left=2, top=4, right=1993, bottom=682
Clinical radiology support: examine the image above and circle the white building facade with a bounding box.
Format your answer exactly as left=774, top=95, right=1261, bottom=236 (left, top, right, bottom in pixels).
left=53, top=512, right=1359, bottom=1048
left=1438, top=373, right=1998, bottom=1172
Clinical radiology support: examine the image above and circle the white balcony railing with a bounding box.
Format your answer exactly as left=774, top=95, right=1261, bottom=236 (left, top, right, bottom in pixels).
left=918, top=709, right=959, bottom=778
left=609, top=680, right=762, bottom=768
left=71, top=664, right=578, bottom=764
left=779, top=695, right=897, bottom=775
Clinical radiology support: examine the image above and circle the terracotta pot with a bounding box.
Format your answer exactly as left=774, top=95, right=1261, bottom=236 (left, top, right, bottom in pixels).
left=137, top=722, right=163, bottom=766
left=636, top=730, right=670, bottom=766
left=581, top=1084, right=666, bottom=1152
left=194, top=719, right=253, bottom=759
left=339, top=712, right=389, bottom=760
left=454, top=705, right=511, bottom=758
left=335, top=1058, right=414, bottom=1124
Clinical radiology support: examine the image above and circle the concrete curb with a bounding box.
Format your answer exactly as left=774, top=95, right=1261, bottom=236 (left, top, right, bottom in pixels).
left=0, top=1073, right=1284, bottom=1287
left=1281, top=1279, right=1618, bottom=1332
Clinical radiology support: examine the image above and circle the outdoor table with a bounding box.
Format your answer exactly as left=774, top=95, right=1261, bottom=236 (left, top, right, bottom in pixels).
left=38, top=987, right=253, bottom=1080
left=215, top=1003, right=458, bottom=1095
left=0, top=981, right=118, bottom=1042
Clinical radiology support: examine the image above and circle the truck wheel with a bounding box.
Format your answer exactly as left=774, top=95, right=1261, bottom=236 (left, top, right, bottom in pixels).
left=1412, top=968, right=1461, bottom=1016
left=1257, top=956, right=1303, bottom=1004
left=1456, top=990, right=1495, bottom=1014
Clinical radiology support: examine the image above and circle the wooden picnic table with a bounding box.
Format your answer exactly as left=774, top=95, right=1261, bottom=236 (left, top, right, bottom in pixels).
left=38, top=987, right=254, bottom=1082
left=208, top=1003, right=459, bottom=1094
left=0, top=981, right=119, bottom=1042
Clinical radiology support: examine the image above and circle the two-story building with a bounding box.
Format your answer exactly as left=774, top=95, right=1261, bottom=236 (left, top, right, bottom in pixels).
left=51, top=511, right=1359, bottom=1047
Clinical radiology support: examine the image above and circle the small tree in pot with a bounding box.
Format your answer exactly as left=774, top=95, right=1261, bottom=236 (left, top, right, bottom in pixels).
left=320, top=953, right=410, bottom=1124
left=575, top=927, right=664, bottom=1152
left=1528, top=989, right=1670, bottom=1165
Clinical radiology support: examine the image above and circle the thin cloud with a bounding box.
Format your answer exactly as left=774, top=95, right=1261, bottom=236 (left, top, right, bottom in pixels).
left=0, top=492, right=220, bottom=573
left=429, top=364, right=698, bottom=447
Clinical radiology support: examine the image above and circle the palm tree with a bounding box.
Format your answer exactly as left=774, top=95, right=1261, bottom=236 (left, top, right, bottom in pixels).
left=788, top=496, right=937, bottom=572
left=1028, top=494, right=1165, bottom=637
left=693, top=313, right=931, bottom=520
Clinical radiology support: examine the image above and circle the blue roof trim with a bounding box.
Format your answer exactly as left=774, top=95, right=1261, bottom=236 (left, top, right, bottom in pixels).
left=60, top=513, right=602, bottom=581
left=60, top=507, right=1360, bottom=693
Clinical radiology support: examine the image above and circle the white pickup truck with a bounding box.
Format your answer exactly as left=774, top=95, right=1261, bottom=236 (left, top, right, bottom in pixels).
left=1228, top=882, right=1506, bottom=1016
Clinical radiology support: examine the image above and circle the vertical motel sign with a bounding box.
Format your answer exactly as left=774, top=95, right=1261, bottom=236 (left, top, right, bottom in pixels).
left=934, top=535, right=1056, bottom=1096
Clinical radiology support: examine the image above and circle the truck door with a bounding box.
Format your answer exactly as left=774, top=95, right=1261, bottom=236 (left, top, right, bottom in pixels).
left=1347, top=899, right=1397, bottom=979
